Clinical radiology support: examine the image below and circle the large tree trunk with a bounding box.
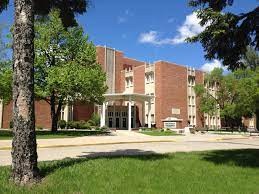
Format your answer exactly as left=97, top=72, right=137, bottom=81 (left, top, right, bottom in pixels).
left=12, top=0, right=39, bottom=185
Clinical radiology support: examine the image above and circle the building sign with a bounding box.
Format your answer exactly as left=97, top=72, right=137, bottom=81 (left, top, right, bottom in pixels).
left=172, top=108, right=180, bottom=115
left=164, top=121, right=176, bottom=129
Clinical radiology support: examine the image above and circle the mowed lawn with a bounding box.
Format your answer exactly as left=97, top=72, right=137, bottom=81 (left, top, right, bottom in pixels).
left=0, top=149, right=259, bottom=194
left=140, top=130, right=182, bottom=136
left=0, top=130, right=110, bottom=140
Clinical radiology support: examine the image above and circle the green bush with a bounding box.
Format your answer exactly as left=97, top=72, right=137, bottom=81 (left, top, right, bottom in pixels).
left=66, top=120, right=91, bottom=129
left=90, top=113, right=100, bottom=126
left=87, top=119, right=96, bottom=127
left=58, top=120, right=67, bottom=129
left=36, top=126, right=43, bottom=130
left=9, top=120, right=13, bottom=129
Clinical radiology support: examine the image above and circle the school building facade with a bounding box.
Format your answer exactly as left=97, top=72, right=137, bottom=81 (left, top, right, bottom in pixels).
left=0, top=46, right=257, bottom=130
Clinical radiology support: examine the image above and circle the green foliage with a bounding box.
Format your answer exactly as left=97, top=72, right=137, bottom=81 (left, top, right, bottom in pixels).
left=0, top=0, right=9, bottom=13
left=36, top=126, right=43, bottom=130
left=9, top=120, right=13, bottom=129
left=66, top=120, right=91, bottom=129
left=34, top=9, right=107, bottom=105
left=188, top=0, right=258, bottom=70
left=58, top=120, right=67, bottom=129
left=89, top=113, right=100, bottom=126
left=0, top=0, right=89, bottom=27
left=195, top=65, right=259, bottom=127
left=0, top=62, right=12, bottom=103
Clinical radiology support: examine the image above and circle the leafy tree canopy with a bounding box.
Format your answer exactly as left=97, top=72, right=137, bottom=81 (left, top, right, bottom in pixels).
left=34, top=9, right=107, bottom=131
left=0, top=25, right=11, bottom=103
left=0, top=0, right=89, bottom=27
left=188, top=0, right=258, bottom=70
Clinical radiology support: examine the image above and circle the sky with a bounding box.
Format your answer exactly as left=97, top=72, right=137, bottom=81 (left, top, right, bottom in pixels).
left=0, top=0, right=257, bottom=71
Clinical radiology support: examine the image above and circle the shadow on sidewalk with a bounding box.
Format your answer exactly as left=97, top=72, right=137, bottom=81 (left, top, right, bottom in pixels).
left=40, top=149, right=169, bottom=177
left=201, top=149, right=259, bottom=168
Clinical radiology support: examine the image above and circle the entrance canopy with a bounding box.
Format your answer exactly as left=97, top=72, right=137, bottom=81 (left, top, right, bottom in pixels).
left=101, top=93, right=154, bottom=131
left=104, top=93, right=153, bottom=102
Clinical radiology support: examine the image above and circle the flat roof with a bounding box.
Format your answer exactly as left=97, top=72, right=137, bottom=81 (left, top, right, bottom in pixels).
left=104, top=93, right=154, bottom=102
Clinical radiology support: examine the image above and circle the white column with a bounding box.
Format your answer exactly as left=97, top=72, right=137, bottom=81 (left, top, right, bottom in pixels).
left=142, top=102, right=145, bottom=127
left=134, top=103, right=136, bottom=128
left=128, top=97, right=132, bottom=131
left=148, top=100, right=151, bottom=128
left=101, top=102, right=106, bottom=127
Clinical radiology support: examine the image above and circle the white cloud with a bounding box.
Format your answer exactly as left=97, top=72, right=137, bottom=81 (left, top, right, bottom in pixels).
left=138, top=12, right=206, bottom=45
left=201, top=59, right=225, bottom=72
left=171, top=12, right=205, bottom=44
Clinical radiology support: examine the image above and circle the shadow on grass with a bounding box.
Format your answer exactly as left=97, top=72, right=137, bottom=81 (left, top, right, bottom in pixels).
left=40, top=149, right=170, bottom=177
left=202, top=149, right=259, bottom=168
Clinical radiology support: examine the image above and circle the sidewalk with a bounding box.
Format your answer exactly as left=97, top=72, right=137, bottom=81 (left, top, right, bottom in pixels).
left=0, top=131, right=251, bottom=150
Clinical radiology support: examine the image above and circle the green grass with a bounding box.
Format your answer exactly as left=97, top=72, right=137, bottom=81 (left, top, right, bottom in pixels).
left=0, top=130, right=110, bottom=140
left=140, top=130, right=181, bottom=136
left=0, top=149, right=259, bottom=193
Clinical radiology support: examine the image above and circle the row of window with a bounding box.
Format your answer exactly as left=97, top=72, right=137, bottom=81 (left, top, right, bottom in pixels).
left=125, top=77, right=133, bottom=88
left=145, top=72, right=154, bottom=84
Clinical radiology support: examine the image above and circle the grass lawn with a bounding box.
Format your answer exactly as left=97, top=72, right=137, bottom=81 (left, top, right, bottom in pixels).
left=1, top=149, right=259, bottom=194
left=0, top=130, right=110, bottom=140
left=140, top=130, right=182, bottom=136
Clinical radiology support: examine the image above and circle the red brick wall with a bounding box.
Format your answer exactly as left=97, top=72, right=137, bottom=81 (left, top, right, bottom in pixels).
left=35, top=100, right=52, bottom=129
left=115, top=51, right=124, bottom=93
left=73, top=102, right=94, bottom=121
left=195, top=70, right=204, bottom=128
left=2, top=102, right=12, bottom=129
left=96, top=46, right=105, bottom=71
left=155, top=61, right=188, bottom=128
left=133, top=65, right=145, bottom=94
left=2, top=100, right=51, bottom=129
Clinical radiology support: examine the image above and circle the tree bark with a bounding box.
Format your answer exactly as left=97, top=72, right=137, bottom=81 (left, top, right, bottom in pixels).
left=12, top=0, right=39, bottom=185
left=50, top=92, right=63, bottom=132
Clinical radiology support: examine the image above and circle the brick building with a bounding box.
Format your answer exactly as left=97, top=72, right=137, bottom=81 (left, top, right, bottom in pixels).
left=0, top=45, right=257, bottom=130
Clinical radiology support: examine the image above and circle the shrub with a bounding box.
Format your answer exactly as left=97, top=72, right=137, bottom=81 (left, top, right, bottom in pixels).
left=58, top=120, right=67, bottom=129
left=66, top=121, right=74, bottom=129
left=90, top=113, right=100, bottom=126
left=66, top=120, right=91, bottom=129
left=87, top=119, right=96, bottom=127
left=9, top=120, right=13, bottom=129
left=36, top=126, right=43, bottom=130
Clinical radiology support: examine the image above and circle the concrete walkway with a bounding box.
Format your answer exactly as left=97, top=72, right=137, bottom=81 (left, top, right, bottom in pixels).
left=0, top=134, right=259, bottom=166
left=0, top=131, right=251, bottom=150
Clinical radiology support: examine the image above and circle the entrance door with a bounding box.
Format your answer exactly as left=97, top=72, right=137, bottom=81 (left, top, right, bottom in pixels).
left=122, top=117, right=127, bottom=129
left=115, top=117, right=120, bottom=128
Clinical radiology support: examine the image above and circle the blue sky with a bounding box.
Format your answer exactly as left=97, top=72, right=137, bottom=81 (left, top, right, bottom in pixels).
left=0, top=0, right=257, bottom=71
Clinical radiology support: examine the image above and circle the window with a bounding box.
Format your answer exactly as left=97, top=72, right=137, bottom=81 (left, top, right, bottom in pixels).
left=151, top=114, right=155, bottom=123
left=60, top=106, right=65, bottom=120
left=145, top=74, right=150, bottom=84
left=150, top=72, right=154, bottom=83
left=108, top=118, right=113, bottom=128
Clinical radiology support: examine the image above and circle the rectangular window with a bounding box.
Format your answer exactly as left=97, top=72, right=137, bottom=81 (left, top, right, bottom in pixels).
left=151, top=114, right=155, bottom=123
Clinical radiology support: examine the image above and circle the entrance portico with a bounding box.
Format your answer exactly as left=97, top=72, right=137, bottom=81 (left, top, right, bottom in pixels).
left=100, top=93, right=154, bottom=131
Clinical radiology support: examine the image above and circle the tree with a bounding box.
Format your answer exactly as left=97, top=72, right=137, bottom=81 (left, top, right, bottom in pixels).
left=195, top=67, right=258, bottom=128
left=0, top=0, right=90, bottom=185
left=188, top=0, right=258, bottom=70
left=34, top=10, right=107, bottom=132
left=11, top=0, right=39, bottom=184
left=0, top=24, right=12, bottom=103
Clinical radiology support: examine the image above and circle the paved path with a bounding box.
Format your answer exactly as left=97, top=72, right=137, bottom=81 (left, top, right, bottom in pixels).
left=1, top=132, right=258, bottom=166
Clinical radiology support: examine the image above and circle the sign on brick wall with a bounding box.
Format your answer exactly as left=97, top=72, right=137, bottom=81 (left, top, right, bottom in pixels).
left=172, top=108, right=180, bottom=115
